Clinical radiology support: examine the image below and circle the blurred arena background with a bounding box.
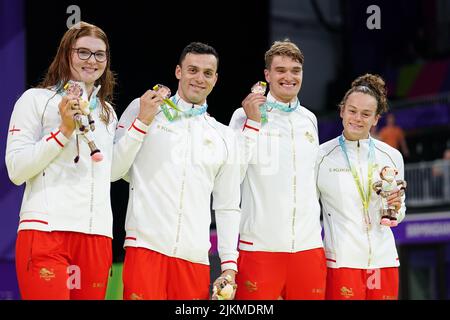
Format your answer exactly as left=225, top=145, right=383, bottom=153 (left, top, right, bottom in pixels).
left=1, top=0, right=449, bottom=300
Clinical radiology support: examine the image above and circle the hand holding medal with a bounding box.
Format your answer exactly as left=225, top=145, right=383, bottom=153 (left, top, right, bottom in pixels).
left=152, top=84, right=180, bottom=122
left=249, top=81, right=299, bottom=124
left=242, top=81, right=267, bottom=123
left=62, top=81, right=103, bottom=163
left=251, top=81, right=267, bottom=95
left=152, top=84, right=181, bottom=112
left=63, top=82, right=91, bottom=119
left=153, top=84, right=208, bottom=122
left=211, top=274, right=237, bottom=300
left=137, top=84, right=170, bottom=125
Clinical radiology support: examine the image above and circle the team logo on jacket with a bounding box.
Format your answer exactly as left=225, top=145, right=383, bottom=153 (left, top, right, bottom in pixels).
left=203, top=138, right=215, bottom=151
left=304, top=131, right=314, bottom=143
left=39, top=268, right=56, bottom=281
left=92, top=282, right=105, bottom=288
left=340, top=286, right=354, bottom=298
left=130, top=293, right=144, bottom=300
left=245, top=280, right=258, bottom=293
left=312, top=288, right=325, bottom=295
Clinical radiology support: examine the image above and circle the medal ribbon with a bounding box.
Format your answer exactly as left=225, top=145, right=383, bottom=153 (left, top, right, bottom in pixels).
left=339, top=135, right=375, bottom=215
left=59, top=82, right=99, bottom=111
left=260, top=100, right=298, bottom=124
left=161, top=96, right=208, bottom=122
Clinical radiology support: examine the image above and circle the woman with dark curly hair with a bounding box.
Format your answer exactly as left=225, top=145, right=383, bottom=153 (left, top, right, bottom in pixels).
left=317, top=74, right=406, bottom=300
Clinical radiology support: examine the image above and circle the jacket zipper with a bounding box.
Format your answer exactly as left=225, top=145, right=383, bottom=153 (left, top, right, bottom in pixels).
left=42, top=170, right=49, bottom=209
left=357, top=140, right=373, bottom=267
left=289, top=119, right=297, bottom=252
left=173, top=120, right=190, bottom=256
left=89, top=161, right=94, bottom=233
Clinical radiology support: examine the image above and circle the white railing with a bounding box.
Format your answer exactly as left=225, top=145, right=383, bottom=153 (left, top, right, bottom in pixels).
left=389, top=92, right=450, bottom=109
left=405, top=160, right=450, bottom=207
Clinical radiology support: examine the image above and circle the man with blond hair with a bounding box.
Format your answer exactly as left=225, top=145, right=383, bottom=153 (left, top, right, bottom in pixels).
left=229, top=40, right=326, bottom=299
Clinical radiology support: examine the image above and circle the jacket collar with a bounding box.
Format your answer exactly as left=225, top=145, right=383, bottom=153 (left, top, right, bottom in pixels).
left=340, top=131, right=372, bottom=148
left=266, top=92, right=299, bottom=108
left=173, top=92, right=208, bottom=112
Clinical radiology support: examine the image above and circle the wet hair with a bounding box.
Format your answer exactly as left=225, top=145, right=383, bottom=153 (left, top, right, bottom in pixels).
left=339, top=73, right=388, bottom=115
left=39, top=21, right=116, bottom=124
left=178, top=42, right=219, bottom=69
left=264, top=39, right=304, bottom=69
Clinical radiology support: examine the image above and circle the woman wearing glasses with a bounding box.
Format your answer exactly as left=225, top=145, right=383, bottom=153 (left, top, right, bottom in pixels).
left=6, top=21, right=122, bottom=299
left=316, top=74, right=406, bottom=300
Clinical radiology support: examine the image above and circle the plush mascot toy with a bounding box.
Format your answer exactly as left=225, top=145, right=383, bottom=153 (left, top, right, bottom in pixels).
left=64, top=81, right=103, bottom=163
left=372, top=166, right=407, bottom=227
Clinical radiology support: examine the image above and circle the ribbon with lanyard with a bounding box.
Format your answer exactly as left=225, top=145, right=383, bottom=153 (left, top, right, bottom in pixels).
left=153, top=84, right=207, bottom=122
left=59, top=81, right=100, bottom=111
left=260, top=100, right=298, bottom=124
left=339, top=135, right=375, bottom=227
left=160, top=96, right=208, bottom=122
left=250, top=81, right=298, bottom=124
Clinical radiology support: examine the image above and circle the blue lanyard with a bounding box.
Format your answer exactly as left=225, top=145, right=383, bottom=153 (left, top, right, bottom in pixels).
left=161, top=96, right=208, bottom=122
left=260, top=100, right=298, bottom=124
left=88, top=97, right=98, bottom=111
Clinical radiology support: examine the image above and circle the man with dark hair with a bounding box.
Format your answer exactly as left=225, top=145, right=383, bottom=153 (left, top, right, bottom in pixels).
left=113, top=42, right=240, bottom=300
left=178, top=41, right=219, bottom=66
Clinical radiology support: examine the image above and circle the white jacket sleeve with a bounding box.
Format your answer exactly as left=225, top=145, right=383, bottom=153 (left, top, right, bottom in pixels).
left=5, top=90, right=70, bottom=185
left=228, top=108, right=261, bottom=183
left=312, top=114, right=321, bottom=201
left=111, top=98, right=150, bottom=182
left=315, top=148, right=325, bottom=201
left=212, top=131, right=241, bottom=272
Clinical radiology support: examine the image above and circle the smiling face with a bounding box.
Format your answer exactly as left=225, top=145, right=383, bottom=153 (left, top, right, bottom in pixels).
left=70, top=36, right=107, bottom=88
left=264, top=55, right=303, bottom=103
left=175, top=53, right=218, bottom=105
left=341, top=92, right=380, bottom=141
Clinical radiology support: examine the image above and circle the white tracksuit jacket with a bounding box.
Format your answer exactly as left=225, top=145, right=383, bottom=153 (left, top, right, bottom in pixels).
left=229, top=93, right=324, bottom=252
left=113, top=93, right=241, bottom=272
left=317, top=135, right=406, bottom=269
left=4, top=82, right=145, bottom=237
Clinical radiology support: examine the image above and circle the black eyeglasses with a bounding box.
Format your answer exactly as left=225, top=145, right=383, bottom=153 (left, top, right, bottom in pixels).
left=72, top=47, right=107, bottom=62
